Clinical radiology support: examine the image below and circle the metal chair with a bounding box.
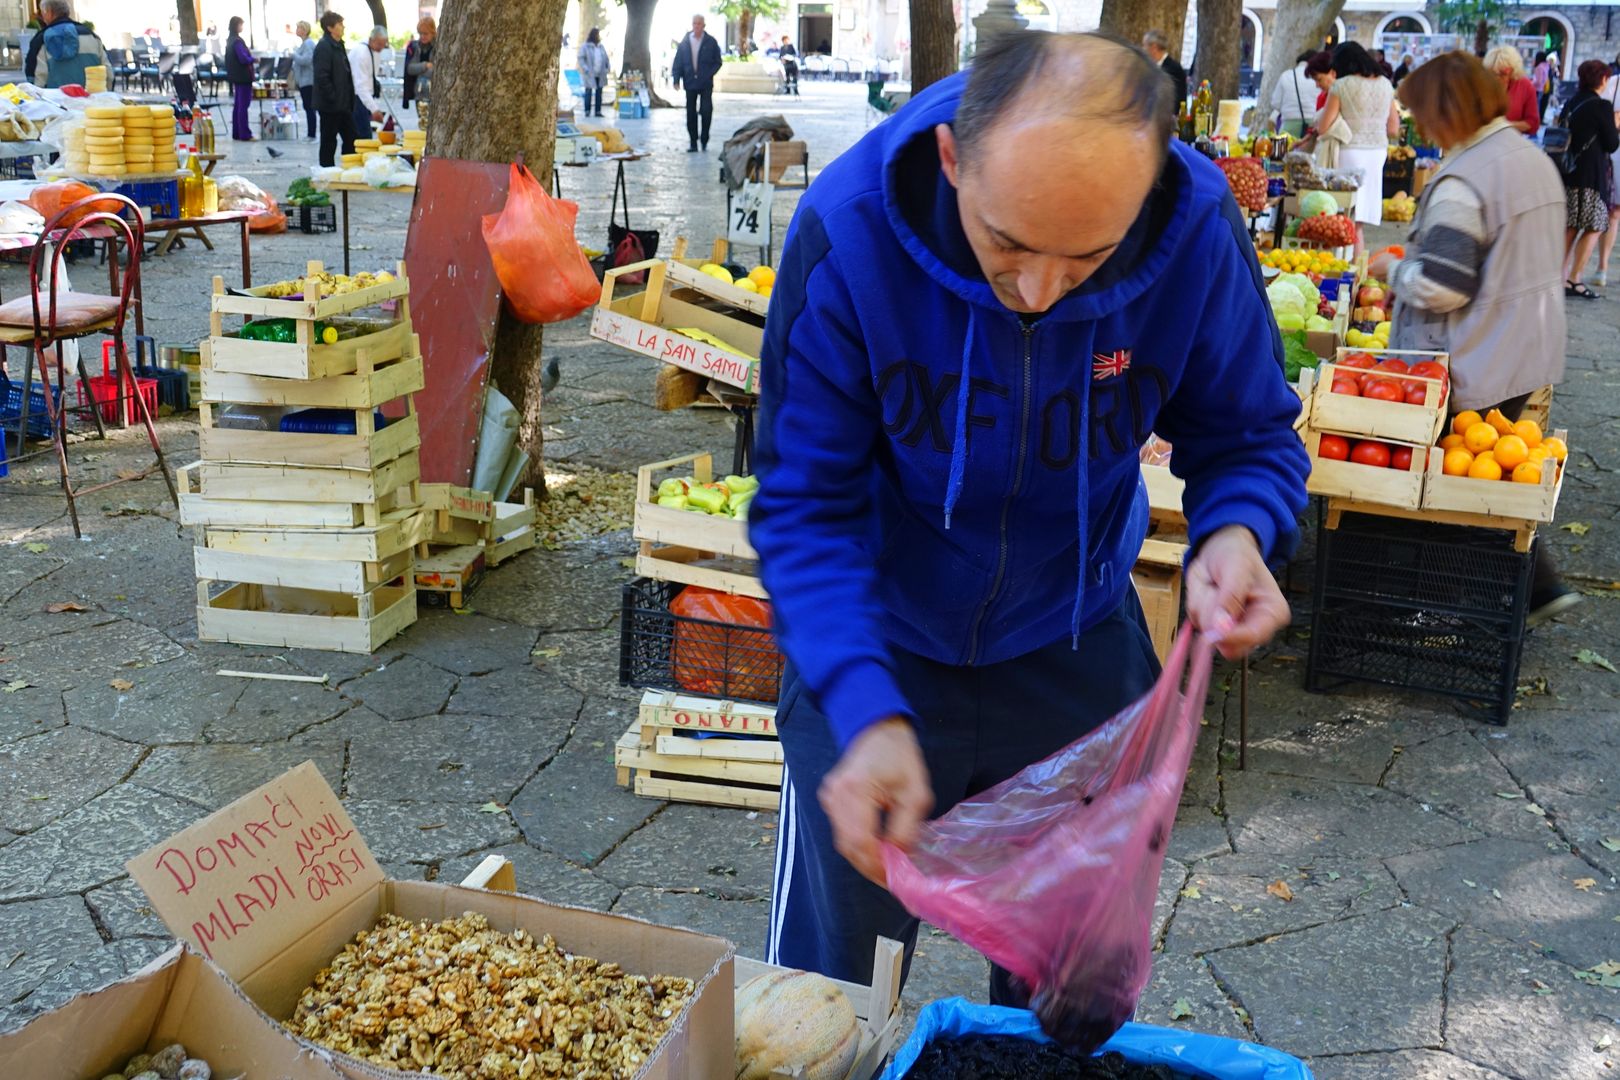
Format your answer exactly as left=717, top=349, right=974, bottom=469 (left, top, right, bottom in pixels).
left=0, top=195, right=177, bottom=536
left=106, top=48, right=140, bottom=92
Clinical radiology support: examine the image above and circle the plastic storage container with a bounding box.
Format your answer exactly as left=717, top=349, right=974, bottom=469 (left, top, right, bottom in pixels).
left=619, top=577, right=783, bottom=704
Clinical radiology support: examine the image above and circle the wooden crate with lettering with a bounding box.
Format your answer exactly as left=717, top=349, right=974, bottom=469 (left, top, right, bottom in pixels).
left=413, top=544, right=486, bottom=609
left=614, top=689, right=781, bottom=810
left=420, top=483, right=496, bottom=546
left=590, top=258, right=764, bottom=393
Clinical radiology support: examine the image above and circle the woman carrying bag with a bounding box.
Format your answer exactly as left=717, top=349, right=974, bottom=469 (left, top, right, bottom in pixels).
left=1559, top=60, right=1620, bottom=298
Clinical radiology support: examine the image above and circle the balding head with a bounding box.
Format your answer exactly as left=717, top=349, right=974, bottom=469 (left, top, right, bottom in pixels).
left=937, top=32, right=1174, bottom=313
left=1141, top=28, right=1168, bottom=61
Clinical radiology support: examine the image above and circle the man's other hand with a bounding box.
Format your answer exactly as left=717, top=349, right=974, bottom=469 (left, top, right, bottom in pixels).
left=818, top=716, right=933, bottom=886
left=1185, top=524, right=1290, bottom=660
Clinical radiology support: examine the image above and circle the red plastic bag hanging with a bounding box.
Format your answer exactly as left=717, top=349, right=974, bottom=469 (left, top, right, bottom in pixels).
left=880, top=627, right=1215, bottom=1051
left=481, top=162, right=600, bottom=324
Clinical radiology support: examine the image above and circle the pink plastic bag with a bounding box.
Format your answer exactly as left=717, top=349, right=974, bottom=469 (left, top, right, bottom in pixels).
left=880, top=627, right=1215, bottom=1051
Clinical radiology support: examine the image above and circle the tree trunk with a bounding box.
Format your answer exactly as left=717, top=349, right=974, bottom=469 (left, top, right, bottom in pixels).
left=1254, top=0, right=1345, bottom=134
left=578, top=0, right=605, bottom=42
left=1474, top=18, right=1488, bottom=57
left=364, top=0, right=387, bottom=30
left=621, top=0, right=673, bottom=107
left=428, top=0, right=567, bottom=491
left=1195, top=0, right=1242, bottom=101
left=1098, top=0, right=1187, bottom=57
left=909, top=0, right=955, bottom=93
left=738, top=9, right=754, bottom=52
left=176, top=0, right=200, bottom=46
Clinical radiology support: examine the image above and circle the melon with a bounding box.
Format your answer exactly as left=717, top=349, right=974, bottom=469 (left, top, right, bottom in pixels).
left=735, top=970, right=859, bottom=1080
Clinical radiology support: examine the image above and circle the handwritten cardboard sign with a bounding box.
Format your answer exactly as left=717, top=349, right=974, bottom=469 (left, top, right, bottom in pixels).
left=590, top=308, right=759, bottom=393
left=127, top=762, right=381, bottom=977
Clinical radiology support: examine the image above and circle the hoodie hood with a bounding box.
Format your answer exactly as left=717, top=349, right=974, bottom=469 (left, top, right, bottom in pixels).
left=880, top=71, right=1196, bottom=323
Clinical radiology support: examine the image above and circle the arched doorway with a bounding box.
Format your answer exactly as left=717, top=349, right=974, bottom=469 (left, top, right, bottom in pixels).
left=1014, top=0, right=1052, bottom=33
left=1520, top=13, right=1574, bottom=77
left=1240, top=8, right=1262, bottom=71
left=1375, top=14, right=1430, bottom=37
left=1322, top=17, right=1345, bottom=49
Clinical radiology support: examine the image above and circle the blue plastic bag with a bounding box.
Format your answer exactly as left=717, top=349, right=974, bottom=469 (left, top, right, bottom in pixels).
left=882, top=999, right=1314, bottom=1080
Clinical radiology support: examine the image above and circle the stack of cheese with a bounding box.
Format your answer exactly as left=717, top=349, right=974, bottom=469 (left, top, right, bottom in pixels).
left=402, top=129, right=426, bottom=157
left=339, top=152, right=363, bottom=168
left=60, top=119, right=88, bottom=173
left=355, top=137, right=381, bottom=156
left=83, top=105, right=124, bottom=177
left=148, top=104, right=179, bottom=173
left=84, top=65, right=108, bottom=93
left=120, top=104, right=158, bottom=175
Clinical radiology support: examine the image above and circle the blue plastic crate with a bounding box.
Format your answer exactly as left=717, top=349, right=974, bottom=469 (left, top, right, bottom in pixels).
left=617, top=99, right=648, bottom=119
left=0, top=371, right=62, bottom=438
left=112, top=178, right=180, bottom=220
left=279, top=408, right=389, bottom=435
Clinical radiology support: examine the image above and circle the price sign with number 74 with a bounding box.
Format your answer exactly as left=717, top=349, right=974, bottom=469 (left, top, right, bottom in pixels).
left=729, top=180, right=774, bottom=250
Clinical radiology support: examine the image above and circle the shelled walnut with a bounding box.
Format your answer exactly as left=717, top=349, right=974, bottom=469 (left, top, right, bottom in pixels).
left=286, top=913, right=696, bottom=1079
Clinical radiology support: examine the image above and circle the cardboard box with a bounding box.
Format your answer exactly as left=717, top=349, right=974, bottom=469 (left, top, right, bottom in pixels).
left=0, top=945, right=346, bottom=1080
left=127, top=762, right=735, bottom=1080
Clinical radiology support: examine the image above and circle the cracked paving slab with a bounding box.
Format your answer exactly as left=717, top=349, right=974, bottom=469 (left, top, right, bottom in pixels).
left=0, top=726, right=142, bottom=834
left=595, top=803, right=776, bottom=898
left=0, top=895, right=105, bottom=1006
left=347, top=714, right=571, bottom=803
left=1383, top=731, right=1562, bottom=842
left=1223, top=770, right=1482, bottom=860
left=63, top=654, right=239, bottom=745
left=445, top=665, right=584, bottom=720
left=399, top=611, right=542, bottom=675
left=339, top=655, right=458, bottom=720
left=343, top=800, right=520, bottom=865
left=1163, top=854, right=1399, bottom=956
left=205, top=676, right=351, bottom=742
left=1305, top=1049, right=1512, bottom=1080
left=0, top=785, right=201, bottom=900
left=130, top=742, right=345, bottom=810
left=435, top=843, right=622, bottom=911
left=1135, top=954, right=1250, bottom=1042
left=509, top=732, right=664, bottom=867
left=0, top=937, right=173, bottom=1035
left=610, top=886, right=767, bottom=950
left=85, top=875, right=172, bottom=939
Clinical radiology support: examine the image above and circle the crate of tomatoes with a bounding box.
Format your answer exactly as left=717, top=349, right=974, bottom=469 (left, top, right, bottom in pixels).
left=1308, top=349, right=1451, bottom=446
left=1305, top=428, right=1428, bottom=509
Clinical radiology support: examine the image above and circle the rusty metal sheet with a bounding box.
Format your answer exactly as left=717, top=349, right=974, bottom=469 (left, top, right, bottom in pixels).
left=401, top=157, right=510, bottom=486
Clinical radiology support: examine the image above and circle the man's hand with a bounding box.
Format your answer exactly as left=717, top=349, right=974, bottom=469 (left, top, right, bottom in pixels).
left=818, top=717, right=933, bottom=886
left=1367, top=251, right=1397, bottom=282
left=370, top=109, right=385, bottom=121
left=1184, top=524, right=1290, bottom=660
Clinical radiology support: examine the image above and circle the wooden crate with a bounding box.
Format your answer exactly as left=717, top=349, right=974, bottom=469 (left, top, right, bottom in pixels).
left=1523, top=384, right=1552, bottom=432
left=615, top=689, right=781, bottom=810
left=210, top=260, right=410, bottom=323
left=198, top=399, right=420, bottom=472
left=176, top=462, right=418, bottom=528
left=1134, top=537, right=1186, bottom=666
left=1309, top=350, right=1450, bottom=446
left=634, top=450, right=762, bottom=596
left=1140, top=460, right=1185, bottom=528
left=590, top=258, right=764, bottom=393
left=196, top=580, right=416, bottom=653
left=194, top=545, right=411, bottom=593
left=1419, top=428, right=1566, bottom=531
left=1303, top=295, right=1351, bottom=361
left=414, top=544, right=486, bottom=609
left=734, top=938, right=905, bottom=1080
left=186, top=451, right=421, bottom=506
left=202, top=507, right=430, bottom=563
left=1304, top=428, right=1428, bottom=509
left=206, top=317, right=414, bottom=381
left=484, top=491, right=537, bottom=566
left=201, top=344, right=423, bottom=408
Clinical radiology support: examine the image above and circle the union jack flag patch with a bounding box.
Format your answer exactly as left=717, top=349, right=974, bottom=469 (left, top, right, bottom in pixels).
left=1092, top=348, right=1132, bottom=381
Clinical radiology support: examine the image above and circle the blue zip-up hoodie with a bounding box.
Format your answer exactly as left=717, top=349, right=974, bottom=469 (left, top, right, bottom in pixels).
left=751, top=72, right=1310, bottom=751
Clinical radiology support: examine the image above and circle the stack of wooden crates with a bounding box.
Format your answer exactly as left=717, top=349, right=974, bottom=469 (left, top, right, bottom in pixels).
left=182, top=261, right=428, bottom=653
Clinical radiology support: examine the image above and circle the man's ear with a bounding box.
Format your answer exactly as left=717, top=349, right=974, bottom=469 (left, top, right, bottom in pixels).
left=936, top=123, right=960, bottom=189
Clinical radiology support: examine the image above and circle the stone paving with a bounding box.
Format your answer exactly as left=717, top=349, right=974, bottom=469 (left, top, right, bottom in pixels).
left=1, top=81, right=1618, bottom=1079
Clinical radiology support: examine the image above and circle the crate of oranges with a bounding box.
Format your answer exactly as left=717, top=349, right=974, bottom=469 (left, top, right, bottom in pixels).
left=1424, top=409, right=1567, bottom=522
left=1309, top=349, right=1450, bottom=446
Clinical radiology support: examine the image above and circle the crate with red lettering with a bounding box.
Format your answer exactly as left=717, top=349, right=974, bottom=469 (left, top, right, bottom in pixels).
left=589, top=258, right=764, bottom=393
left=614, top=688, right=781, bottom=811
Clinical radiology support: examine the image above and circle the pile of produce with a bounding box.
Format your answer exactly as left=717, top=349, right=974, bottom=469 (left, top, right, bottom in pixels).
left=1296, top=212, right=1357, bottom=248
left=260, top=268, right=396, bottom=299
left=1437, top=409, right=1566, bottom=484
left=1260, top=247, right=1349, bottom=277
left=1327, top=353, right=1448, bottom=407
left=1315, top=434, right=1420, bottom=472
left=287, top=912, right=695, bottom=1079
left=1344, top=281, right=1392, bottom=349
left=285, top=177, right=331, bottom=207
left=1216, top=156, right=1269, bottom=212
left=1285, top=154, right=1361, bottom=194
left=1383, top=191, right=1415, bottom=222
left=697, top=262, right=775, bottom=299
left=1266, top=271, right=1335, bottom=334
left=238, top=318, right=339, bottom=344
left=735, top=970, right=858, bottom=1080
left=905, top=1037, right=1196, bottom=1079
left=92, top=1044, right=224, bottom=1080
left=534, top=466, right=635, bottom=549
left=655, top=472, right=757, bottom=520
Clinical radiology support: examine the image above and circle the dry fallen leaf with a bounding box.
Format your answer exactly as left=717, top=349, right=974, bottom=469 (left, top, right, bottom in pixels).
left=1266, top=879, right=1295, bottom=902
left=1168, top=998, right=1194, bottom=1020
left=116, top=469, right=143, bottom=481
left=43, top=601, right=88, bottom=614
left=1180, top=885, right=1202, bottom=900
left=1575, top=649, right=1618, bottom=673
left=1574, top=878, right=1598, bottom=892
left=478, top=801, right=506, bottom=814
left=2, top=678, right=30, bottom=693
left=1561, top=522, right=1592, bottom=536
left=109, top=678, right=133, bottom=691
left=23, top=542, right=47, bottom=554
left=1601, top=838, right=1620, bottom=853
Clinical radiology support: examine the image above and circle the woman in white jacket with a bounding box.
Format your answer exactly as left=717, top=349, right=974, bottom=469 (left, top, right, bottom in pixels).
left=578, top=28, right=611, bottom=117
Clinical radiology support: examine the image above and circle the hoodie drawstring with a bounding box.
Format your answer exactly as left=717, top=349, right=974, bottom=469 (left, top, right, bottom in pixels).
left=942, top=307, right=976, bottom=530
left=1072, top=368, right=1092, bottom=648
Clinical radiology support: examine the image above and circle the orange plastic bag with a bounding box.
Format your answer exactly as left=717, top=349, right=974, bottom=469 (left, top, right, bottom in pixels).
left=480, top=162, right=599, bottom=324
left=670, top=586, right=782, bottom=702
left=26, top=181, right=121, bottom=228
left=248, top=200, right=287, bottom=234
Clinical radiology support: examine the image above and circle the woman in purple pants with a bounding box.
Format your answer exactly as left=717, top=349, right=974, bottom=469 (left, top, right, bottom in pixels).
left=225, top=16, right=255, bottom=141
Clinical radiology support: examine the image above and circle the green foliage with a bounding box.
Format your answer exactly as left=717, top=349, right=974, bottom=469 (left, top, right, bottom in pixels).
left=711, top=0, right=787, bottom=21
left=1432, top=0, right=1512, bottom=35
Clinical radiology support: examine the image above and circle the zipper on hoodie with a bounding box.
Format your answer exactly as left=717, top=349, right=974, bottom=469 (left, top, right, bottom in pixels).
left=965, top=320, right=1035, bottom=665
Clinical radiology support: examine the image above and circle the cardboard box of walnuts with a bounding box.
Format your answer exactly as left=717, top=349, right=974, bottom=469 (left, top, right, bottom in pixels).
left=125, top=762, right=736, bottom=1080
left=0, top=944, right=346, bottom=1079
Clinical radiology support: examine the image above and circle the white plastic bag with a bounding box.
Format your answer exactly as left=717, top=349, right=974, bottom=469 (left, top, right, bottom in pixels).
left=362, top=154, right=393, bottom=188
left=0, top=200, right=45, bottom=235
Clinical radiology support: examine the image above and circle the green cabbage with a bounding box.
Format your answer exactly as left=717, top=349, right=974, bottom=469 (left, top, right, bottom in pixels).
left=1276, top=271, right=1320, bottom=307
left=1300, top=190, right=1339, bottom=218
left=1266, top=280, right=1309, bottom=319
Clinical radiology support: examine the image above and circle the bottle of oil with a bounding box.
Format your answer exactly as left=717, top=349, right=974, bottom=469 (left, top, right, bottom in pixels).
left=1193, top=80, right=1213, bottom=138
left=184, top=146, right=206, bottom=217
left=201, top=174, right=218, bottom=215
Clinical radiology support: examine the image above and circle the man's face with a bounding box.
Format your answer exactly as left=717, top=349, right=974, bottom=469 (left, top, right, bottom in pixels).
left=330, top=20, right=345, bottom=39
left=693, top=17, right=705, bottom=37
left=370, top=33, right=386, bottom=51
left=938, top=118, right=1160, bottom=315
left=1141, top=39, right=1164, bottom=62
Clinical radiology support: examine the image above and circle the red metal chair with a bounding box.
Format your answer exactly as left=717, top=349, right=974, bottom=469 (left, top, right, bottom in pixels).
left=0, top=194, right=178, bottom=536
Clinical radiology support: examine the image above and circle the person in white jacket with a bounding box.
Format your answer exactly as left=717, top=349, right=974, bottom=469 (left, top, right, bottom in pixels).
left=578, top=27, right=611, bottom=117
left=348, top=26, right=388, bottom=138
left=1271, top=50, right=1318, bottom=137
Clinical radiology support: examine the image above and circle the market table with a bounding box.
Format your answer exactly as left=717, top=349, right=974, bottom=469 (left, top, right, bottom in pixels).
left=142, top=210, right=254, bottom=282
left=314, top=182, right=417, bottom=275
left=553, top=150, right=649, bottom=227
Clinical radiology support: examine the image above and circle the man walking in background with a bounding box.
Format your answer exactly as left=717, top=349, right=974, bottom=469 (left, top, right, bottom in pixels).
left=672, top=14, right=722, bottom=152
left=349, top=25, right=388, bottom=140
left=313, top=11, right=357, bottom=167
left=1141, top=29, right=1186, bottom=112
left=25, top=0, right=107, bottom=89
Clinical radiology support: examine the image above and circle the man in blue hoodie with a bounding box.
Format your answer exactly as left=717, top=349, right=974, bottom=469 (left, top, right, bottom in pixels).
left=752, top=31, right=1310, bottom=1022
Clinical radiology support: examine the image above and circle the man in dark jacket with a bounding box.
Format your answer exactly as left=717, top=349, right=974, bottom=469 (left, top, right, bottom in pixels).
left=1141, top=28, right=1186, bottom=113
left=671, top=14, right=723, bottom=151
left=25, top=0, right=107, bottom=89
left=312, top=11, right=356, bottom=168
left=753, top=32, right=1307, bottom=1043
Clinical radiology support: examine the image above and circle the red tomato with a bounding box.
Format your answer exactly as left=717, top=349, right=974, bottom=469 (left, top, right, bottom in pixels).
left=1364, top=380, right=1404, bottom=402
left=1404, top=386, right=1428, bottom=405
left=1375, top=359, right=1410, bottom=376
left=1391, top=446, right=1414, bottom=470
left=1408, top=360, right=1447, bottom=382
left=1331, top=377, right=1362, bottom=397
left=1318, top=434, right=1351, bottom=460
left=1338, top=353, right=1378, bottom=370
left=1400, top=379, right=1424, bottom=396
left=1350, top=441, right=1392, bottom=468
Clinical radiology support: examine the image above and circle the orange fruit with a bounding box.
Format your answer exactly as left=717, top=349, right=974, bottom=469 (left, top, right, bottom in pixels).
left=1493, top=435, right=1529, bottom=470
left=1540, top=436, right=1568, bottom=462
left=1485, top=408, right=1514, bottom=435
left=1452, top=409, right=1483, bottom=436
left=1526, top=446, right=1551, bottom=465
left=1511, top=461, right=1543, bottom=484
left=1442, top=448, right=1475, bottom=476
left=1439, top=433, right=1466, bottom=451
left=1467, top=455, right=1503, bottom=481
left=1511, top=419, right=1542, bottom=447
left=1463, top=422, right=1499, bottom=454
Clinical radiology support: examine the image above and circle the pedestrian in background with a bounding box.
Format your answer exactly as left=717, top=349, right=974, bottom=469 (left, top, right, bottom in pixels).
left=225, top=16, right=255, bottom=141
left=1392, top=54, right=1412, bottom=87
left=24, top=0, right=106, bottom=88
left=403, top=16, right=436, bottom=117
left=1485, top=46, right=1539, bottom=137
left=577, top=27, right=611, bottom=117
left=1305, top=50, right=1335, bottom=113
left=1316, top=41, right=1398, bottom=226
left=349, top=25, right=388, bottom=140
left=313, top=10, right=357, bottom=167
left=1372, top=50, right=1575, bottom=626
left=672, top=14, right=722, bottom=152
left=1140, top=29, right=1185, bottom=113
left=1559, top=60, right=1619, bottom=299
left=292, top=20, right=317, bottom=140
left=779, top=35, right=799, bottom=95
left=1271, top=48, right=1316, bottom=137
left=1532, top=51, right=1552, bottom=119
left=1584, top=57, right=1620, bottom=287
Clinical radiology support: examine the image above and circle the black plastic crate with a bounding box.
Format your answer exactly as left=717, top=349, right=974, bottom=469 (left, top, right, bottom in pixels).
left=295, top=203, right=337, bottom=234
left=619, top=577, right=782, bottom=704
left=1382, top=155, right=1415, bottom=198
left=1306, top=512, right=1532, bottom=723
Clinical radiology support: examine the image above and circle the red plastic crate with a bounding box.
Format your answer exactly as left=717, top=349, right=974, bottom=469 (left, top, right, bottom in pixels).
left=77, top=341, right=157, bottom=424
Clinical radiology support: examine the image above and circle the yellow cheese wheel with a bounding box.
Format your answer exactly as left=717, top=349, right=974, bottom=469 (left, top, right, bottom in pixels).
left=122, top=111, right=154, bottom=122
left=85, top=106, right=124, bottom=119
left=89, top=166, right=126, bottom=176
